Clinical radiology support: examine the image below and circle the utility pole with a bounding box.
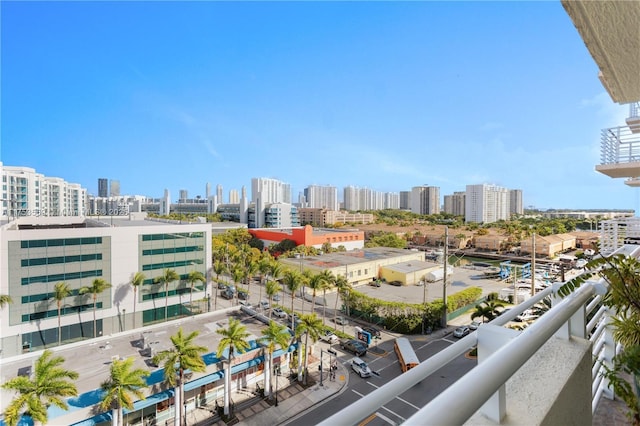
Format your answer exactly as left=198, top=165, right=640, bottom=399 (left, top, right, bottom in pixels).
left=531, top=232, right=536, bottom=296
left=442, top=226, right=448, bottom=328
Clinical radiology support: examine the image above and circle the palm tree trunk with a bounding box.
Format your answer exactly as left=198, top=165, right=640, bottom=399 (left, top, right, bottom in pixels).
left=333, top=292, right=341, bottom=326
left=178, top=371, right=185, bottom=426
left=133, top=288, right=137, bottom=329
left=111, top=407, right=118, bottom=426
left=93, top=297, right=97, bottom=338
left=264, top=349, right=272, bottom=398
left=165, top=283, right=169, bottom=321
left=300, top=287, right=305, bottom=315
left=224, top=345, right=234, bottom=416
left=298, top=337, right=304, bottom=383
left=57, top=303, right=62, bottom=346
left=190, top=284, right=194, bottom=314
left=290, top=295, right=295, bottom=329
left=322, top=290, right=327, bottom=326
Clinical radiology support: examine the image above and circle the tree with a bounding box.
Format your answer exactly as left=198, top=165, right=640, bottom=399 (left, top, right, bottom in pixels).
left=130, top=272, right=145, bottom=329
left=265, top=280, right=282, bottom=320
left=257, top=256, right=273, bottom=302
left=0, top=294, right=13, bottom=308
left=297, top=313, right=323, bottom=385
left=216, top=318, right=251, bottom=416
left=79, top=278, right=112, bottom=338
left=154, top=269, right=180, bottom=321
left=153, top=327, right=207, bottom=425
left=186, top=270, right=206, bottom=313
left=470, top=300, right=505, bottom=323
left=51, top=282, right=72, bottom=346
left=282, top=270, right=302, bottom=330
left=320, top=271, right=335, bottom=326
left=99, top=357, right=149, bottom=426
left=2, top=349, right=78, bottom=426
left=259, top=321, right=291, bottom=399
left=307, top=272, right=330, bottom=320
left=332, top=275, right=351, bottom=327
left=212, top=260, right=227, bottom=311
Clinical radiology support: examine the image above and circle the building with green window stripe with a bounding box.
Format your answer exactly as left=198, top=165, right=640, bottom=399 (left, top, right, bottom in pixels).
left=0, top=213, right=211, bottom=357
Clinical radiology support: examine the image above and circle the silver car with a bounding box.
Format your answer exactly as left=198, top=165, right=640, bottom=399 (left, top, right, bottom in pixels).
left=351, top=357, right=372, bottom=378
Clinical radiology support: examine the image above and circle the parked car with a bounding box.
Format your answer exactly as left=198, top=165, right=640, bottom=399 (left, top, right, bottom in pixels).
left=220, top=289, right=234, bottom=300
left=217, top=282, right=227, bottom=290
left=515, top=309, right=539, bottom=322
left=333, top=316, right=349, bottom=326
left=468, top=320, right=482, bottom=330
left=239, top=300, right=253, bottom=309
left=272, top=308, right=288, bottom=319
left=362, top=326, right=381, bottom=338
left=453, top=326, right=471, bottom=338
left=238, top=291, right=249, bottom=301
left=259, top=299, right=270, bottom=310
left=340, top=339, right=367, bottom=356
left=389, top=280, right=403, bottom=287
left=320, top=330, right=339, bottom=344
left=272, top=294, right=281, bottom=302
left=369, top=280, right=381, bottom=287
left=225, top=284, right=237, bottom=294
left=350, top=357, right=372, bottom=378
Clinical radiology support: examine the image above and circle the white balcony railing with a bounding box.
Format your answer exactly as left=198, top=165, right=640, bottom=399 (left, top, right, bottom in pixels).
left=319, top=261, right=625, bottom=425
left=600, top=125, right=640, bottom=165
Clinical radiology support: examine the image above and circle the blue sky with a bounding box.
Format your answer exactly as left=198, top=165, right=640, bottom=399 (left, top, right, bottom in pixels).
left=1, top=1, right=634, bottom=210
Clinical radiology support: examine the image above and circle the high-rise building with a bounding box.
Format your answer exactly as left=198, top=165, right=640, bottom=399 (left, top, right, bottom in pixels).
left=465, top=184, right=509, bottom=223
left=343, top=186, right=360, bottom=211
left=206, top=182, right=211, bottom=199
left=304, top=185, right=339, bottom=211
left=110, top=179, right=120, bottom=197
left=411, top=185, right=440, bottom=215
left=509, top=189, right=524, bottom=216
left=384, top=192, right=400, bottom=209
left=179, top=189, right=188, bottom=203
left=229, top=189, right=239, bottom=204
left=399, top=191, right=411, bottom=210
left=216, top=184, right=223, bottom=203
left=98, top=178, right=108, bottom=197
left=1, top=163, right=86, bottom=219
left=444, top=191, right=466, bottom=216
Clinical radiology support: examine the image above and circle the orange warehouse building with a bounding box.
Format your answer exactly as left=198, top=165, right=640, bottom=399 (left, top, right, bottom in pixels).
left=249, top=225, right=365, bottom=250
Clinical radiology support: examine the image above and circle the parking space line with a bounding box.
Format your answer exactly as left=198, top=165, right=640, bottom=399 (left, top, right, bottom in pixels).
left=352, top=389, right=406, bottom=422
left=375, top=412, right=397, bottom=425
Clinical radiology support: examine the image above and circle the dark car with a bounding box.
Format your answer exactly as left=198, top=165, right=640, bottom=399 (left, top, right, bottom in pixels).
left=369, top=280, right=381, bottom=287
left=362, top=326, right=381, bottom=338
left=340, top=339, right=368, bottom=356
left=220, top=289, right=234, bottom=300
left=238, top=291, right=249, bottom=301
left=389, top=280, right=403, bottom=287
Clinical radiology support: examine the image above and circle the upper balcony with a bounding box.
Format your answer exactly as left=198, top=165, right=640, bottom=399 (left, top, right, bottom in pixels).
left=595, top=123, right=640, bottom=179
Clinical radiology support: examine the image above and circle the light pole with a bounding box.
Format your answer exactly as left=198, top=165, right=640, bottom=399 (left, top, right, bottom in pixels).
left=274, top=364, right=280, bottom=406
left=441, top=226, right=448, bottom=328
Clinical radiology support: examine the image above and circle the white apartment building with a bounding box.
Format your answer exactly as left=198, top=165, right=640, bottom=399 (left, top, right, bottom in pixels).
left=343, top=186, right=400, bottom=211
left=411, top=185, right=440, bottom=215
left=304, top=185, right=339, bottom=211
left=0, top=214, right=211, bottom=357
left=443, top=191, right=466, bottom=216
left=251, top=178, right=293, bottom=228
left=465, top=184, right=509, bottom=223
left=1, top=163, right=87, bottom=220
left=384, top=192, right=400, bottom=209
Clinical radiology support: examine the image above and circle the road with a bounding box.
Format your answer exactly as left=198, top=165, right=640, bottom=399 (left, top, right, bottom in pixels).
left=285, top=334, right=476, bottom=426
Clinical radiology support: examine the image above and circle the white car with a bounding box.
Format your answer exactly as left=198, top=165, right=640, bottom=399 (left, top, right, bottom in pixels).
left=351, top=357, right=372, bottom=378
left=320, top=331, right=339, bottom=344
left=272, top=308, right=288, bottom=319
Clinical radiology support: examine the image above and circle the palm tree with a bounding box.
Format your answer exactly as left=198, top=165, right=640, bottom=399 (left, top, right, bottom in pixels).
left=265, top=280, right=282, bottom=320
left=307, top=272, right=330, bottom=318
left=130, top=272, right=145, bottom=329
left=0, top=294, right=13, bottom=308
left=79, top=278, right=112, bottom=338
left=231, top=267, right=245, bottom=306
left=299, top=270, right=312, bottom=315
left=332, top=275, right=351, bottom=327
left=471, top=300, right=505, bottom=323
left=259, top=321, right=291, bottom=399
left=257, top=257, right=272, bottom=302
left=320, top=271, right=335, bottom=326
left=282, top=270, right=302, bottom=330
left=297, top=313, right=323, bottom=385
left=152, top=327, right=207, bottom=425
left=154, top=269, right=179, bottom=321
left=2, top=349, right=78, bottom=426
left=216, top=318, right=251, bottom=416
left=51, top=282, right=72, bottom=346
left=186, top=271, right=206, bottom=314
left=99, top=357, right=149, bottom=426
left=212, top=260, right=227, bottom=310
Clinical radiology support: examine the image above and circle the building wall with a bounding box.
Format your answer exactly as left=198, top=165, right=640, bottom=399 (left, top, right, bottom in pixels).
left=411, top=186, right=440, bottom=215
left=465, top=184, right=509, bottom=223
left=0, top=219, right=211, bottom=357
left=444, top=191, right=466, bottom=216
left=305, top=185, right=339, bottom=211
left=249, top=225, right=364, bottom=250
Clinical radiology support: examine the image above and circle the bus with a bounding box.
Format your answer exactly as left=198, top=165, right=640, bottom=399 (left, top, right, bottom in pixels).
left=394, top=337, right=420, bottom=372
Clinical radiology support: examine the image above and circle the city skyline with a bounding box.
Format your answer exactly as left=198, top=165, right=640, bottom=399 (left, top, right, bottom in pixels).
left=1, top=1, right=635, bottom=211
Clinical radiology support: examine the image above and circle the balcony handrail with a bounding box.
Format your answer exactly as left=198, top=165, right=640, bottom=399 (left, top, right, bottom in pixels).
left=319, top=281, right=606, bottom=426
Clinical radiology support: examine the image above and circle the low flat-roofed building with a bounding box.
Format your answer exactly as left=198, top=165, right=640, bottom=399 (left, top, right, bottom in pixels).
left=379, top=260, right=442, bottom=285
left=0, top=214, right=211, bottom=357
left=278, top=246, right=425, bottom=286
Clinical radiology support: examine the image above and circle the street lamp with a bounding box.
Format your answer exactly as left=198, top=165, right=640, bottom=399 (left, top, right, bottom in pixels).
left=274, top=364, right=280, bottom=406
